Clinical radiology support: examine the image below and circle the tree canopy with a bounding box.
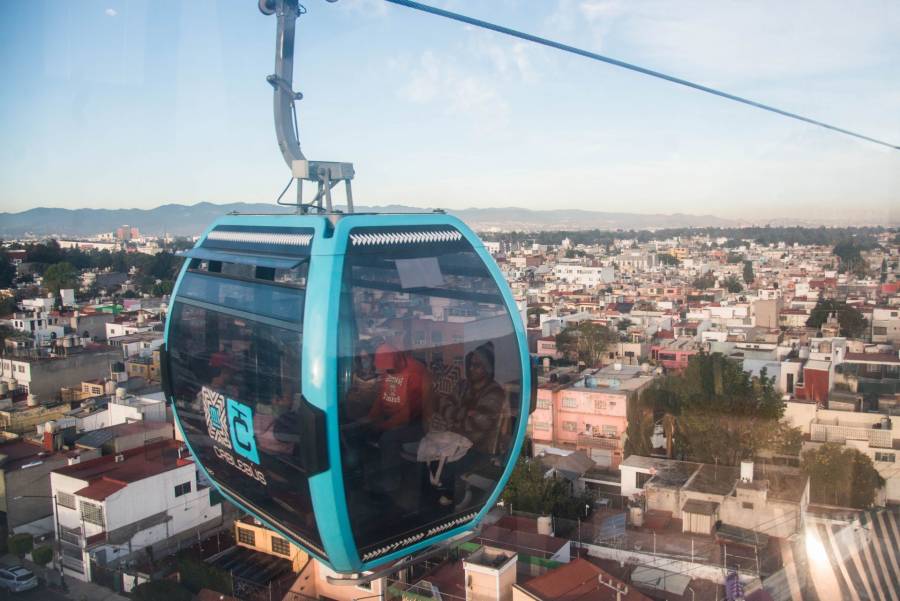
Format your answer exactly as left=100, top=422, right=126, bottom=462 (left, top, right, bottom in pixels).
left=480, top=226, right=885, bottom=249
left=742, top=261, right=755, bottom=284
left=657, top=253, right=680, bottom=266
left=802, top=443, right=884, bottom=509
left=832, top=240, right=869, bottom=276
left=692, top=273, right=716, bottom=290
left=501, top=458, right=594, bottom=520
left=632, top=353, right=785, bottom=465
left=0, top=253, right=15, bottom=289
left=555, top=322, right=617, bottom=367
left=42, top=262, right=78, bottom=299
left=723, top=275, right=743, bottom=293
left=806, top=299, right=868, bottom=338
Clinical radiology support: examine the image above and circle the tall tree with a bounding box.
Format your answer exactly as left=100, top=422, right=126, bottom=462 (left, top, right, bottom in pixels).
left=806, top=299, right=868, bottom=338
left=501, top=458, right=594, bottom=520
left=723, top=275, right=743, bottom=293
left=832, top=240, right=866, bottom=276
left=742, top=261, right=755, bottom=284
left=0, top=254, right=15, bottom=289
left=657, top=253, right=680, bottom=266
left=42, top=262, right=78, bottom=299
left=635, top=354, right=784, bottom=465
left=802, top=444, right=884, bottom=508
left=692, top=273, right=716, bottom=290
left=555, top=322, right=617, bottom=367
left=624, top=395, right=654, bottom=457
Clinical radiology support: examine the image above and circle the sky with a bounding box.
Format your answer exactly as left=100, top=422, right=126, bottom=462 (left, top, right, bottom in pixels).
left=1, top=0, right=899, bottom=223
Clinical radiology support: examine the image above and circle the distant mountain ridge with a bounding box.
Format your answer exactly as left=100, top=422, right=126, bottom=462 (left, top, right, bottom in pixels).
left=0, top=202, right=744, bottom=238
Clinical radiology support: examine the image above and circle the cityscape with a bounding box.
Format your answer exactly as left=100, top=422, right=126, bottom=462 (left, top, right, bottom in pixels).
left=2, top=1, right=898, bottom=600
left=0, top=220, right=897, bottom=600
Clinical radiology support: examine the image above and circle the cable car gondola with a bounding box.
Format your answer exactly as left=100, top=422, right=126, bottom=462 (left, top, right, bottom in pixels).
left=162, top=213, right=532, bottom=573
left=160, top=0, right=533, bottom=575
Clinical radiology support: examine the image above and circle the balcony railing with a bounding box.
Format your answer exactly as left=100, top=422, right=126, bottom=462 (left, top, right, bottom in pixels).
left=577, top=434, right=621, bottom=450
left=810, top=421, right=892, bottom=449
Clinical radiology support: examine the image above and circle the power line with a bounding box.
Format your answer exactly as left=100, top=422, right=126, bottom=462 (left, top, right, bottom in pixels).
left=384, top=0, right=900, bottom=151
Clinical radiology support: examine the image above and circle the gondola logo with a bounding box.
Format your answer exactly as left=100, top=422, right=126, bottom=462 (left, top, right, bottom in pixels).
left=202, top=387, right=231, bottom=450
left=226, top=397, right=260, bottom=465
left=202, top=387, right=266, bottom=485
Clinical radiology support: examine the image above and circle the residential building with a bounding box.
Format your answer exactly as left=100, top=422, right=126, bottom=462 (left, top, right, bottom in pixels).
left=0, top=345, right=121, bottom=400
left=51, top=440, right=224, bottom=581
left=532, top=364, right=655, bottom=468
left=621, top=456, right=809, bottom=539
left=648, top=337, right=701, bottom=372
left=783, top=401, right=900, bottom=503
left=0, top=438, right=99, bottom=535
left=513, top=557, right=651, bottom=601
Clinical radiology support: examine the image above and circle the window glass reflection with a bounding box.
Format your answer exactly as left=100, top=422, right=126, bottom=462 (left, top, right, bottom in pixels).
left=168, top=259, right=322, bottom=553
left=339, top=230, right=522, bottom=558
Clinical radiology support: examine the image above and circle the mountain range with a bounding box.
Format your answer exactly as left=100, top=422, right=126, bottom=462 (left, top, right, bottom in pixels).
left=0, top=203, right=745, bottom=238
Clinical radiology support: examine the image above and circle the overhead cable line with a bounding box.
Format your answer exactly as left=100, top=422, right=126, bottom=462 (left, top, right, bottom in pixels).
left=384, top=0, right=900, bottom=151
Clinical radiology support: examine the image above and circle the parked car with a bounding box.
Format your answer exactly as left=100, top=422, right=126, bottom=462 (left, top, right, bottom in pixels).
left=0, top=566, right=38, bottom=593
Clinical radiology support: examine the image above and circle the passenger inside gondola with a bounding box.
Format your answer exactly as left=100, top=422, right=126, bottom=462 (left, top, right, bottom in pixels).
left=420, top=341, right=508, bottom=506
left=337, top=233, right=521, bottom=555
left=349, top=342, right=431, bottom=492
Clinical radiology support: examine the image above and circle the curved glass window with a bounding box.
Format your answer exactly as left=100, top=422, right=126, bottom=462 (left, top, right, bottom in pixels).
left=338, top=226, right=522, bottom=561
left=168, top=257, right=324, bottom=555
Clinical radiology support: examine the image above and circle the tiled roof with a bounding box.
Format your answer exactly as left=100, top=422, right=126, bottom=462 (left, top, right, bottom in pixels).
left=518, top=558, right=651, bottom=601
left=843, top=352, right=900, bottom=364
left=74, top=477, right=127, bottom=501
left=55, top=439, right=189, bottom=485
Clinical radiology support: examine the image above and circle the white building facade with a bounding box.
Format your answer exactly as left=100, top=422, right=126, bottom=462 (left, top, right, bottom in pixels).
left=51, top=440, right=223, bottom=581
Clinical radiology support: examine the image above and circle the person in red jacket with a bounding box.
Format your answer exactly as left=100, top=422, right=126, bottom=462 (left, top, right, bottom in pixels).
left=364, top=343, right=429, bottom=492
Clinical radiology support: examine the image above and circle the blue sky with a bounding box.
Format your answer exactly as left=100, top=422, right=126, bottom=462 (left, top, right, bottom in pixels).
left=1, top=0, right=898, bottom=223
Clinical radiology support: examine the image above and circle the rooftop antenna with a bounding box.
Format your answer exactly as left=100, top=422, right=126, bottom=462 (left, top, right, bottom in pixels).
left=259, top=0, right=355, bottom=214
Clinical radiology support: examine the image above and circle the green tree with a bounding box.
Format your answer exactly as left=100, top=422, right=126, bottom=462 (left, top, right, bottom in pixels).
left=176, top=550, right=233, bottom=595
left=152, top=280, right=174, bottom=297
left=42, top=261, right=78, bottom=298
left=742, top=261, right=755, bottom=284
left=0, top=296, right=16, bottom=317
left=7, top=533, right=33, bottom=557
left=30, top=545, right=52, bottom=566
left=132, top=580, right=193, bottom=601
left=770, top=423, right=804, bottom=456
left=806, top=299, right=868, bottom=338
left=25, top=240, right=64, bottom=265
left=692, top=273, right=716, bottom=290
left=832, top=240, right=866, bottom=276
left=624, top=395, right=654, bottom=457
left=555, top=322, right=617, bottom=367
left=637, top=354, right=784, bottom=465
left=657, top=253, right=680, bottom=266
left=0, top=254, right=15, bottom=288
left=723, top=275, right=743, bottom=293
left=802, top=443, right=885, bottom=508
left=501, top=458, right=594, bottom=520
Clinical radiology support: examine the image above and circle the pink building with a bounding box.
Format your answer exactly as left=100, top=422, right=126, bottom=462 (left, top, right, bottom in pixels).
left=650, top=337, right=700, bottom=372
left=529, top=365, right=656, bottom=469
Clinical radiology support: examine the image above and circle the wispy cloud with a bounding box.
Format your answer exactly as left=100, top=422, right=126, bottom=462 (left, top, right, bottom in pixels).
left=398, top=50, right=508, bottom=118
left=546, top=0, right=900, bottom=85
